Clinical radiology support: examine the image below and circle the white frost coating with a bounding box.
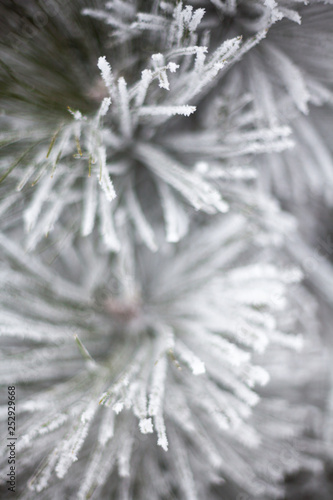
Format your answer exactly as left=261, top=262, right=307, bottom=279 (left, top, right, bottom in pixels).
left=279, top=7, right=301, bottom=24
left=175, top=341, right=205, bottom=375
left=99, top=193, right=121, bottom=252
left=55, top=402, right=97, bottom=479
left=134, top=12, right=168, bottom=30
left=194, top=46, right=208, bottom=73
left=170, top=4, right=205, bottom=48
left=157, top=180, right=189, bottom=243
left=97, top=146, right=116, bottom=201
left=167, top=45, right=207, bottom=58
left=138, top=105, right=196, bottom=117
left=98, top=56, right=114, bottom=90
left=113, top=401, right=124, bottom=414
left=20, top=398, right=50, bottom=413
left=139, top=418, right=153, bottom=434
left=76, top=445, right=105, bottom=500
left=151, top=53, right=164, bottom=67
left=25, top=173, right=76, bottom=251
left=133, top=381, right=150, bottom=422
left=81, top=174, right=98, bottom=237
left=174, top=36, right=242, bottom=105
left=155, top=413, right=168, bottom=451
left=99, top=97, right=112, bottom=118
left=197, top=330, right=251, bottom=366
left=226, top=318, right=269, bottom=353
left=67, top=108, right=82, bottom=121
left=244, top=365, right=270, bottom=388
left=168, top=62, right=178, bottom=73
left=207, top=36, right=242, bottom=69
left=148, top=355, right=167, bottom=417
left=18, top=414, right=68, bottom=452
left=188, top=8, right=205, bottom=32
left=135, top=69, right=153, bottom=107
left=264, top=0, right=278, bottom=8
left=28, top=448, right=60, bottom=492
left=151, top=53, right=180, bottom=90
left=264, top=0, right=284, bottom=23
left=118, top=77, right=132, bottom=138
left=105, top=0, right=136, bottom=17
left=136, top=143, right=228, bottom=214
left=100, top=345, right=148, bottom=407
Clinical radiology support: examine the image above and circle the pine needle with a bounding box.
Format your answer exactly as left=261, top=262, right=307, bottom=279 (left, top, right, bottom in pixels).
left=0, top=142, right=41, bottom=184
left=46, top=127, right=61, bottom=159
